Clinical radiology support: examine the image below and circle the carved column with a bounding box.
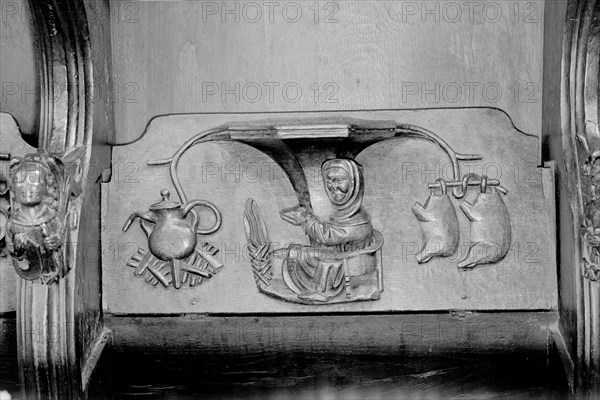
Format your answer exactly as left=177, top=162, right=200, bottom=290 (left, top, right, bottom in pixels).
left=7, top=1, right=114, bottom=398
left=561, top=0, right=600, bottom=393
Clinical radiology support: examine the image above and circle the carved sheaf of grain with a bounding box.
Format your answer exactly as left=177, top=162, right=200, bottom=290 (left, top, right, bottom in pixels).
left=243, top=199, right=272, bottom=286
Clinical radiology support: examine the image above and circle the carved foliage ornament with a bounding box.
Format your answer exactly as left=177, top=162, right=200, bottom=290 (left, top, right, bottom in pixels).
left=582, top=152, right=600, bottom=282
left=573, top=0, right=600, bottom=284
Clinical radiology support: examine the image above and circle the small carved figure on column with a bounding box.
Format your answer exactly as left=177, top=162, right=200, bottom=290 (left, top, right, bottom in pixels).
left=5, top=153, right=66, bottom=284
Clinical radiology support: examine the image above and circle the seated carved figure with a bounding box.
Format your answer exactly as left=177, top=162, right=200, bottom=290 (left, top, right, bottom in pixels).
left=5, top=154, right=65, bottom=284
left=274, top=158, right=375, bottom=302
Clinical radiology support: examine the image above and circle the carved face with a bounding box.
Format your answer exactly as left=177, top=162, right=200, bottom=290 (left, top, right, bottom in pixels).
left=13, top=168, right=47, bottom=206
left=324, top=167, right=352, bottom=205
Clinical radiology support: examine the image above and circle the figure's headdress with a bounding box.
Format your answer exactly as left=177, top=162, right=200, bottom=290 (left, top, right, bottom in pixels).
left=321, top=158, right=370, bottom=226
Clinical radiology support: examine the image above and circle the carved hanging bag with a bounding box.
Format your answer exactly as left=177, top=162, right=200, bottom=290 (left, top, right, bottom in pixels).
left=412, top=179, right=460, bottom=263
left=458, top=176, right=511, bottom=269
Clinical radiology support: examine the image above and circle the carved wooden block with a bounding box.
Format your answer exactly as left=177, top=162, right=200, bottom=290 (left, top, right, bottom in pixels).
left=102, top=108, right=557, bottom=314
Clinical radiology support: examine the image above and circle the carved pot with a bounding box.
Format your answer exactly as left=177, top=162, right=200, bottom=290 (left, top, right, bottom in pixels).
left=146, top=213, right=197, bottom=261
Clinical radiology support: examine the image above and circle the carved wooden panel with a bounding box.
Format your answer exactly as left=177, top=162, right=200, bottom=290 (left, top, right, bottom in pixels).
left=102, top=108, right=557, bottom=314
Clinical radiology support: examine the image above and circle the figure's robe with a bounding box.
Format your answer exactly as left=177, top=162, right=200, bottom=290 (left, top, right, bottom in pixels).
left=6, top=208, right=63, bottom=281
left=302, top=212, right=373, bottom=251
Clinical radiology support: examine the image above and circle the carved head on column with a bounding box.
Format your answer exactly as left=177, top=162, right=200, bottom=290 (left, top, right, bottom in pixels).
left=8, top=153, right=63, bottom=224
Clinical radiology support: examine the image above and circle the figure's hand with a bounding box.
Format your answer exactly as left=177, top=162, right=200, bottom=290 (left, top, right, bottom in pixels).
left=272, top=248, right=290, bottom=260
left=43, top=234, right=62, bottom=251
left=11, top=233, right=33, bottom=258
left=14, top=232, right=39, bottom=250
left=280, top=206, right=308, bottom=226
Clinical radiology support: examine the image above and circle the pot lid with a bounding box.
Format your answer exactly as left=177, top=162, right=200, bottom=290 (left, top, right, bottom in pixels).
left=149, top=190, right=181, bottom=211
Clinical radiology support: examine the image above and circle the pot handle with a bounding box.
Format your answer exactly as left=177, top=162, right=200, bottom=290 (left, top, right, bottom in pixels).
left=181, top=200, right=222, bottom=235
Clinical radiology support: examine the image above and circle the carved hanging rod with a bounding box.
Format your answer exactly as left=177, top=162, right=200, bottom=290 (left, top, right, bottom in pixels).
left=428, top=178, right=508, bottom=194
left=147, top=120, right=484, bottom=204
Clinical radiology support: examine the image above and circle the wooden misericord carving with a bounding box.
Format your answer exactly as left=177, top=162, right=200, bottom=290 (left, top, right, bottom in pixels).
left=104, top=110, right=556, bottom=313
left=125, top=118, right=501, bottom=305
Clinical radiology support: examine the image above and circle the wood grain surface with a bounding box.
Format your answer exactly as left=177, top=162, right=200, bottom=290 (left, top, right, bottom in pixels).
left=1, top=312, right=569, bottom=399
left=102, top=108, right=558, bottom=314
left=0, top=0, right=38, bottom=137
left=110, top=0, right=545, bottom=145
left=105, top=312, right=567, bottom=398
left=106, top=311, right=557, bottom=354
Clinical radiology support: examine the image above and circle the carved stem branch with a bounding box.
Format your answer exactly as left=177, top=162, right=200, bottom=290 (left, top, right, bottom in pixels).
left=148, top=122, right=481, bottom=205
left=147, top=125, right=230, bottom=203
left=395, top=124, right=482, bottom=197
